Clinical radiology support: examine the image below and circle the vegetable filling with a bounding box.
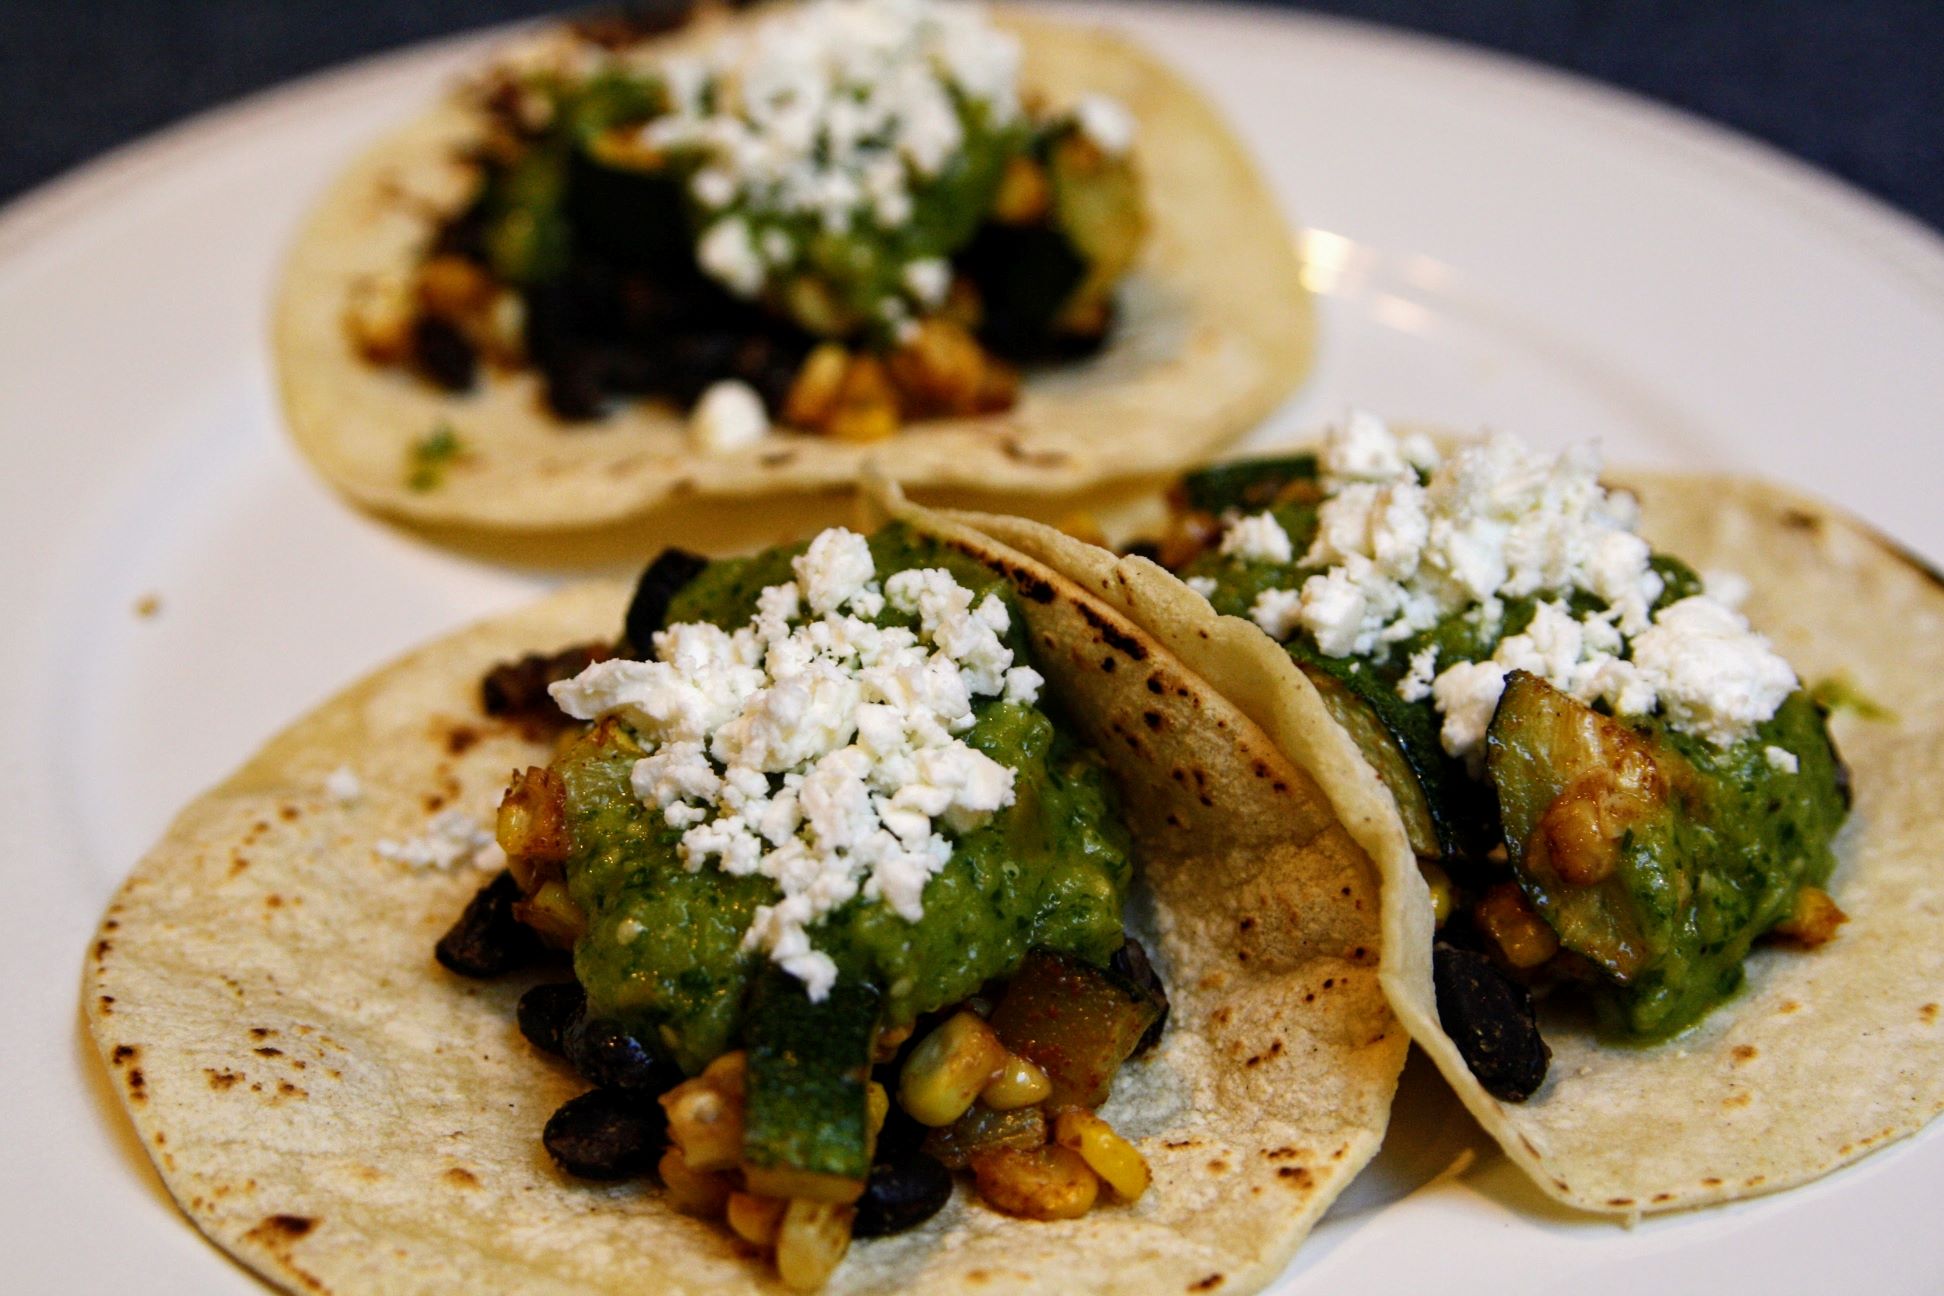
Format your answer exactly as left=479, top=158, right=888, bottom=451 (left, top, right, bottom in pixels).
left=437, top=523, right=1167, bottom=1289
left=350, top=0, right=1147, bottom=452
left=1152, top=415, right=1850, bottom=1096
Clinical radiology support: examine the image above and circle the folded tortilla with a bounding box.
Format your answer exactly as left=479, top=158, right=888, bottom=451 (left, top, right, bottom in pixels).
left=273, top=11, right=1312, bottom=532
left=84, top=491, right=1400, bottom=1294
left=948, top=472, right=1944, bottom=1214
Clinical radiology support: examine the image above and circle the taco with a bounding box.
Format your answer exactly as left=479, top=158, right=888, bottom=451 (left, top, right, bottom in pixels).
left=946, top=415, right=1944, bottom=1214
left=274, top=0, right=1311, bottom=531
left=83, top=490, right=1401, bottom=1293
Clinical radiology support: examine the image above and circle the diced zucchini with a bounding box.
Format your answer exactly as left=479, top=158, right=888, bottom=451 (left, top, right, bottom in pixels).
left=1047, top=132, right=1145, bottom=317
left=1486, top=671, right=1679, bottom=986
left=1286, top=640, right=1493, bottom=861
left=741, top=973, right=880, bottom=1199
left=1487, top=673, right=1849, bottom=1039
left=484, top=147, right=572, bottom=285
left=921, top=1103, right=1048, bottom=1170
left=988, top=949, right=1161, bottom=1111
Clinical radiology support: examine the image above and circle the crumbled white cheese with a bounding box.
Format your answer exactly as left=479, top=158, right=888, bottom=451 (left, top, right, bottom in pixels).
left=902, top=257, right=951, bottom=307
left=376, top=810, right=502, bottom=872
left=552, top=527, right=1044, bottom=1000
left=1220, top=511, right=1294, bottom=564
left=325, top=765, right=362, bottom=805
left=1629, top=597, right=1796, bottom=748
left=1073, top=93, right=1135, bottom=157
left=1184, top=575, right=1218, bottom=602
left=1397, top=645, right=1440, bottom=703
left=1250, top=586, right=1305, bottom=640
left=1212, top=413, right=1795, bottom=759
left=1765, top=745, right=1800, bottom=774
left=689, top=379, right=770, bottom=452
left=645, top=0, right=1021, bottom=307
left=695, top=218, right=766, bottom=297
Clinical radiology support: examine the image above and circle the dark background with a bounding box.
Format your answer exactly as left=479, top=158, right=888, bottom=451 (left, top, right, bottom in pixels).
left=2, top=1, right=1941, bottom=232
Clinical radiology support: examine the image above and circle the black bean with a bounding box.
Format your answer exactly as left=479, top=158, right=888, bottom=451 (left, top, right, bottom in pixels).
left=870, top=1094, right=929, bottom=1162
left=413, top=314, right=478, bottom=391
left=434, top=871, right=548, bottom=978
left=623, top=548, right=710, bottom=656
left=1432, top=941, right=1550, bottom=1101
left=563, top=1017, right=680, bottom=1094
left=518, top=981, right=586, bottom=1057
left=1111, top=937, right=1170, bottom=1057
left=480, top=641, right=614, bottom=724
left=852, top=1152, right=953, bottom=1239
left=541, top=347, right=610, bottom=421
left=542, top=1088, right=666, bottom=1179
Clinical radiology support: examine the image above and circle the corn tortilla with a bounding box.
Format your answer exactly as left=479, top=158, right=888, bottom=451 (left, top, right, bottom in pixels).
left=948, top=471, right=1944, bottom=1215
left=84, top=492, right=1401, bottom=1293
left=273, top=11, right=1313, bottom=532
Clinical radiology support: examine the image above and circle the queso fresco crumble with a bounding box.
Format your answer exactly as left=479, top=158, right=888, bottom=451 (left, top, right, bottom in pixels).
left=1210, top=413, right=1797, bottom=761
left=550, top=528, right=1045, bottom=998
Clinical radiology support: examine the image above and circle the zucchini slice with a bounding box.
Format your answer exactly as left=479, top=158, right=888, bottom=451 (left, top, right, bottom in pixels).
left=1286, top=640, right=1492, bottom=861
left=742, top=973, right=881, bottom=1201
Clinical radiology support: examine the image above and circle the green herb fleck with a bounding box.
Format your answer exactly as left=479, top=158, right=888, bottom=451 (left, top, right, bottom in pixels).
left=407, top=424, right=465, bottom=492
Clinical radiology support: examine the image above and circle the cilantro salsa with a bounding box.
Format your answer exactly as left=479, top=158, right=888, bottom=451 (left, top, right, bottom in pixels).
left=1159, top=430, right=1848, bottom=1082
left=560, top=528, right=1133, bottom=1073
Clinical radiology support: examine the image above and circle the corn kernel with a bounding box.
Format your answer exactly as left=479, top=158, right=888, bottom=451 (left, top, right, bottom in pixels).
left=1418, top=859, right=1454, bottom=927
left=1054, top=1109, right=1150, bottom=1201
left=969, top=1144, right=1098, bottom=1220
left=825, top=356, right=900, bottom=443
left=416, top=255, right=495, bottom=318
left=342, top=273, right=414, bottom=364
left=872, top=1022, right=914, bottom=1062
left=511, top=880, right=584, bottom=946
left=980, top=1054, right=1052, bottom=1110
left=701, top=1049, right=747, bottom=1100
left=991, top=155, right=1051, bottom=224
left=726, top=1191, right=787, bottom=1247
left=784, top=343, right=850, bottom=430
left=899, top=1011, right=1008, bottom=1126
left=1474, top=882, right=1559, bottom=969
left=661, top=1076, right=744, bottom=1171
left=658, top=1146, right=731, bottom=1217
left=775, top=1199, right=855, bottom=1291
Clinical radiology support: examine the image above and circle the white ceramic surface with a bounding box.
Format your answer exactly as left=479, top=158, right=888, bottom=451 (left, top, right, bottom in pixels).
left=4, top=3, right=1941, bottom=1291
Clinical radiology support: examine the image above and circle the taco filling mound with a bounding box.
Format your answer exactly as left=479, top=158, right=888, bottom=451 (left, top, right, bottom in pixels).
left=1157, top=417, right=1849, bottom=1077
left=945, top=415, right=1944, bottom=1214
left=276, top=0, right=1311, bottom=528
left=84, top=502, right=1400, bottom=1293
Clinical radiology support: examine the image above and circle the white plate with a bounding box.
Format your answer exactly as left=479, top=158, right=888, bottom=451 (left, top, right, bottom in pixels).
left=5, top=3, right=1942, bottom=1291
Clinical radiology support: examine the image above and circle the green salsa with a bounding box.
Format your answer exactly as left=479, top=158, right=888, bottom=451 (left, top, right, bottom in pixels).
left=559, top=526, right=1132, bottom=1074
left=1174, top=456, right=1849, bottom=1040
